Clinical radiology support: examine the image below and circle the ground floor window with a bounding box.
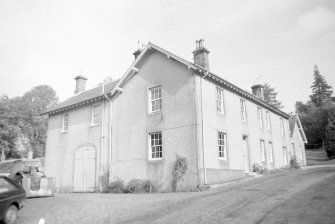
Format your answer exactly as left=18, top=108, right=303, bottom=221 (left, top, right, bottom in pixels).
left=283, top=147, right=288, bottom=165
left=218, top=132, right=227, bottom=160
left=260, top=140, right=265, bottom=162
left=149, top=132, right=162, bottom=160
left=269, top=142, right=274, bottom=163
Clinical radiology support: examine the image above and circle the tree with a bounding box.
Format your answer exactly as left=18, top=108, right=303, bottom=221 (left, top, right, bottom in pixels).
left=263, top=83, right=283, bottom=109
left=0, top=85, right=58, bottom=159
left=309, top=65, right=333, bottom=107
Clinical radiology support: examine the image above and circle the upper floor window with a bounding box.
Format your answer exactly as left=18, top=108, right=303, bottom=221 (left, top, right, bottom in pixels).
left=62, top=113, right=69, bottom=132
left=149, top=132, right=162, bottom=160
left=257, top=107, right=263, bottom=128
left=269, top=142, right=274, bottom=163
left=266, top=111, right=271, bottom=131
left=218, top=132, right=227, bottom=160
left=280, top=118, right=285, bottom=135
left=149, top=86, right=162, bottom=113
left=260, top=140, right=266, bottom=162
left=92, top=104, right=100, bottom=125
left=240, top=99, right=247, bottom=122
left=216, top=87, right=224, bottom=114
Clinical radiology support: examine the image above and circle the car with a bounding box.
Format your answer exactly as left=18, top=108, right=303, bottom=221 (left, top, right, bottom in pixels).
left=0, top=176, right=26, bottom=224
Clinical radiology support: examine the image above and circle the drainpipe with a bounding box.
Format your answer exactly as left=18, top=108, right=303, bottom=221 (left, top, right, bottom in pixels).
left=200, top=71, right=210, bottom=185
left=100, top=85, right=106, bottom=191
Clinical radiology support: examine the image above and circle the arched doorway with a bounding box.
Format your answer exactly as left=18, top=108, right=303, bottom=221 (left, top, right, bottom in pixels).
left=73, top=146, right=96, bottom=192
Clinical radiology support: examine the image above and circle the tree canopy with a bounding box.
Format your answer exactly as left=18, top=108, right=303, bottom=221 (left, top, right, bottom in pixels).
left=263, top=83, right=283, bottom=109
left=309, top=65, right=333, bottom=107
left=0, top=85, right=58, bottom=160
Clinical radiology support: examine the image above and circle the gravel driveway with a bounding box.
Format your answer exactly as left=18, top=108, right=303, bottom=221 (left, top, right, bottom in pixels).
left=18, top=166, right=335, bottom=224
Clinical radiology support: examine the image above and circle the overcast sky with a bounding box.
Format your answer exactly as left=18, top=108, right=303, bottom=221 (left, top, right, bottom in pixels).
left=0, top=0, right=334, bottom=112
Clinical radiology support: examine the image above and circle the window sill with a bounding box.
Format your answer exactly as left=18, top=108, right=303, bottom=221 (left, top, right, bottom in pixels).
left=60, top=130, right=68, bottom=134
left=219, top=157, right=228, bottom=162
left=90, top=123, right=100, bottom=127
left=216, top=111, right=225, bottom=116
left=147, top=158, right=163, bottom=163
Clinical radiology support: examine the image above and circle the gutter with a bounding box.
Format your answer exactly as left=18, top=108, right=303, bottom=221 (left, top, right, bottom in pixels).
left=200, top=71, right=210, bottom=185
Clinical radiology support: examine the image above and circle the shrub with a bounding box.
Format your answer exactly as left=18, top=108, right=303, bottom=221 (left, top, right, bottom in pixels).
left=142, top=180, right=157, bottom=193
left=290, top=156, right=300, bottom=169
left=171, top=155, right=188, bottom=192
left=99, top=167, right=111, bottom=193
left=108, top=177, right=126, bottom=193
left=252, top=163, right=268, bottom=174
left=126, top=179, right=157, bottom=193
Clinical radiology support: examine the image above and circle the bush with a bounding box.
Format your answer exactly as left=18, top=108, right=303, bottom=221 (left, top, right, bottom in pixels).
left=290, top=156, right=300, bottom=169
left=126, top=179, right=157, bottom=193
left=252, top=163, right=268, bottom=174
left=171, top=155, right=188, bottom=192
left=99, top=167, right=111, bottom=193
left=108, top=178, right=126, bottom=193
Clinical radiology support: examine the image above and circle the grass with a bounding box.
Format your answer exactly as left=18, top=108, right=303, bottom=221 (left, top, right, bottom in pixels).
left=306, top=148, right=335, bottom=166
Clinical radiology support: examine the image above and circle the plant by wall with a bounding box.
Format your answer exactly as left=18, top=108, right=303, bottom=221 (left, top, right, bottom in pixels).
left=171, top=155, right=188, bottom=192
left=126, top=179, right=157, bottom=193
left=252, top=163, right=268, bottom=174
left=290, top=156, right=300, bottom=169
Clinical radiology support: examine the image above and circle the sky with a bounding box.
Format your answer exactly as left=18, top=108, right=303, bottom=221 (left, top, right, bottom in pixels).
left=0, top=0, right=335, bottom=113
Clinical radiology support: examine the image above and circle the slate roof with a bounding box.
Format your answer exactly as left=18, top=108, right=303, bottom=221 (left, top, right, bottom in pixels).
left=44, top=80, right=119, bottom=115
left=289, top=114, right=297, bottom=137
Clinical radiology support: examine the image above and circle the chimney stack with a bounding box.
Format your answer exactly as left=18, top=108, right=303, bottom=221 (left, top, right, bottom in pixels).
left=251, top=84, right=264, bottom=100
left=74, top=75, right=87, bottom=94
left=133, top=41, right=145, bottom=59
left=192, top=39, right=210, bottom=71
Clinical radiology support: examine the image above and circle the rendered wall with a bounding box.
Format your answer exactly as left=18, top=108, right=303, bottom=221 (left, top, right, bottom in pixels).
left=194, top=76, right=291, bottom=184
left=110, top=51, right=198, bottom=191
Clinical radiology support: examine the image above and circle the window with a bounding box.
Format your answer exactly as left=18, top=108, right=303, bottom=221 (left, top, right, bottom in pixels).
left=216, top=87, right=224, bottom=113
left=260, top=140, right=265, bottom=162
left=149, top=86, right=162, bottom=113
left=218, top=132, right=227, bottom=160
left=0, top=177, right=17, bottom=193
left=149, top=132, right=162, bottom=160
left=240, top=99, right=247, bottom=122
left=266, top=111, right=271, bottom=131
left=280, top=118, right=285, bottom=135
left=62, top=113, right=69, bottom=132
left=269, top=142, right=274, bottom=163
left=257, top=107, right=263, bottom=128
left=91, top=104, right=100, bottom=125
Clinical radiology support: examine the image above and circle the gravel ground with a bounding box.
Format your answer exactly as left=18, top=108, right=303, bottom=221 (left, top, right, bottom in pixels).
left=18, top=166, right=335, bottom=224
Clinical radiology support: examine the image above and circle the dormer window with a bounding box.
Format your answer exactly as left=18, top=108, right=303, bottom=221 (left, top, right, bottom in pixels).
left=92, top=104, right=100, bottom=125
left=62, top=113, right=69, bottom=132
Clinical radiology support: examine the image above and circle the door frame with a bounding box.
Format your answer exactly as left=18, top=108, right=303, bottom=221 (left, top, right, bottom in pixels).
left=73, top=144, right=97, bottom=192
left=242, top=135, right=250, bottom=172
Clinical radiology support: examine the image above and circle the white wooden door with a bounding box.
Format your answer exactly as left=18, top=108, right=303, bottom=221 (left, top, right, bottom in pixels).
left=73, top=147, right=96, bottom=192
left=242, top=136, right=249, bottom=172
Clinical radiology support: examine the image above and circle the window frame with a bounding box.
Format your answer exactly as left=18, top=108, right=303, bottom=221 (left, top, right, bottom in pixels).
left=91, top=104, right=101, bottom=126
left=260, top=140, right=266, bottom=162
left=149, top=86, right=162, bottom=113
left=62, top=113, right=69, bottom=132
left=148, top=132, right=163, bottom=161
left=216, top=86, right=225, bottom=114
left=218, top=132, right=227, bottom=160
left=280, top=118, right=285, bottom=135
left=269, top=142, right=274, bottom=163
left=240, top=99, right=247, bottom=122
left=257, top=107, right=263, bottom=128
left=266, top=111, right=271, bottom=131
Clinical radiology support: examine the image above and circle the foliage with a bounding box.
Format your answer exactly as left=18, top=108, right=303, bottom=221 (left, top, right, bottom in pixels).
left=99, top=167, right=111, bottom=193
left=263, top=83, right=283, bottom=109
left=252, top=163, right=268, bottom=174
left=126, top=179, right=157, bottom=193
left=0, top=85, right=58, bottom=159
left=290, top=156, right=300, bottom=169
left=108, top=178, right=126, bottom=193
left=171, top=155, right=188, bottom=192
left=309, top=65, right=333, bottom=107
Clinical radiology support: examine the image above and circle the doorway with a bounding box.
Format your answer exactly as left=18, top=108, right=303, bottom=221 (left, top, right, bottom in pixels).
left=73, top=146, right=96, bottom=192
left=242, top=136, right=250, bottom=172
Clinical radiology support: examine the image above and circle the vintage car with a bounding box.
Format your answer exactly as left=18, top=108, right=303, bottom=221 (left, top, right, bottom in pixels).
left=0, top=159, right=55, bottom=198
left=0, top=176, right=26, bottom=224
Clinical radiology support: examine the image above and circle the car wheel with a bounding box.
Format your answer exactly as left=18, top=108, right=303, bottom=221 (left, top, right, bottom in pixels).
left=4, top=205, right=18, bottom=224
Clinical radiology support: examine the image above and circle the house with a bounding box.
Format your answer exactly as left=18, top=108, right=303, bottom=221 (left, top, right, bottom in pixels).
left=43, top=40, right=307, bottom=192
left=289, top=114, right=308, bottom=166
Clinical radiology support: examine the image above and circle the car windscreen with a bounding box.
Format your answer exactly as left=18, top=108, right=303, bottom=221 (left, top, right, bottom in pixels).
left=0, top=177, right=18, bottom=193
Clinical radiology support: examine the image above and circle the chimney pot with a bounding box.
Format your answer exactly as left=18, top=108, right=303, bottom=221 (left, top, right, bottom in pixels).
left=192, top=39, right=210, bottom=71
left=74, top=75, right=87, bottom=94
